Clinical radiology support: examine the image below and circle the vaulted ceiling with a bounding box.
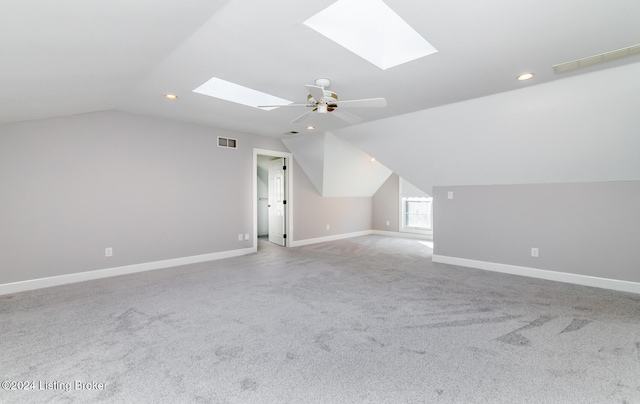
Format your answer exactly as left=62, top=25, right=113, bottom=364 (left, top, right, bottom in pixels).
left=2, top=1, right=640, bottom=138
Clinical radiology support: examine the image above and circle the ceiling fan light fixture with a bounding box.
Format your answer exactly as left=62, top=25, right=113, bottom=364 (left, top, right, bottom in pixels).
left=317, top=104, right=328, bottom=114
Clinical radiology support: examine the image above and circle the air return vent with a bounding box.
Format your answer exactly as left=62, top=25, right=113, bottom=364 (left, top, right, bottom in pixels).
left=553, top=44, right=640, bottom=74
left=217, top=136, right=237, bottom=149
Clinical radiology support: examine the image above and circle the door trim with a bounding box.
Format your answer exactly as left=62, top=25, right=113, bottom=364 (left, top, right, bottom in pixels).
left=253, top=148, right=293, bottom=252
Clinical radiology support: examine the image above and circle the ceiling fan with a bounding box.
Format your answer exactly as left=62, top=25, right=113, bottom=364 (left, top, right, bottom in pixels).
left=258, top=78, right=387, bottom=124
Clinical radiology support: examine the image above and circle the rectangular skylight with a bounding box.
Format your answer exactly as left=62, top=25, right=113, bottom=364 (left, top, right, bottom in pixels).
left=304, top=0, right=437, bottom=70
left=192, top=77, right=292, bottom=110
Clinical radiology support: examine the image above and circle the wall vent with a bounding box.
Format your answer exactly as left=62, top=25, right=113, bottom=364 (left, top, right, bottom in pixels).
left=553, top=43, right=640, bottom=74
left=217, top=136, right=237, bottom=149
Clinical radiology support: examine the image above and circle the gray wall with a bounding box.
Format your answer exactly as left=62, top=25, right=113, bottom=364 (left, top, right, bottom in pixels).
left=0, top=110, right=287, bottom=284
left=433, top=181, right=640, bottom=282
left=333, top=62, right=640, bottom=284
left=292, top=159, right=372, bottom=241
left=372, top=173, right=399, bottom=232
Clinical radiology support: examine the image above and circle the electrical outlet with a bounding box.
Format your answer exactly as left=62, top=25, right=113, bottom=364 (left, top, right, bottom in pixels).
left=244, top=234, right=249, bottom=241
left=447, top=191, right=454, bottom=199
left=386, top=220, right=390, bottom=226
left=531, top=247, right=539, bottom=257
left=238, top=234, right=243, bottom=241
left=105, top=247, right=113, bottom=257
left=326, top=224, right=330, bottom=230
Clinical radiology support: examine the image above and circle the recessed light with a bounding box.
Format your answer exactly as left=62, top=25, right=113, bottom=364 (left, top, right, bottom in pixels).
left=370, top=158, right=376, bottom=162
left=517, top=73, right=534, bottom=81
left=164, top=94, right=179, bottom=100
left=192, top=77, right=292, bottom=110
left=306, top=126, right=315, bottom=130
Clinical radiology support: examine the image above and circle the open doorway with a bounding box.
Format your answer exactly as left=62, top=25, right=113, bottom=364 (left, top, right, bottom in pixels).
left=253, top=149, right=293, bottom=252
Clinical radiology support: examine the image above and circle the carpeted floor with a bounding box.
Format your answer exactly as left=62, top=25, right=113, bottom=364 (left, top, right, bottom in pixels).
left=1, top=235, right=639, bottom=403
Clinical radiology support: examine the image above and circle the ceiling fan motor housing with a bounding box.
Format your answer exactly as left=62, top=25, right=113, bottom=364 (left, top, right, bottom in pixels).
left=314, top=78, right=331, bottom=87
left=307, top=90, right=338, bottom=104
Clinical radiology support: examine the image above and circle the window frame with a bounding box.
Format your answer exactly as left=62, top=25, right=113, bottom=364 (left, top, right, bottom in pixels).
left=402, top=197, right=433, bottom=230
left=399, top=178, right=433, bottom=236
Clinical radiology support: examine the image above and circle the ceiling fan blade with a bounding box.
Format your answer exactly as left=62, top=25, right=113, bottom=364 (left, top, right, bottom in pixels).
left=331, top=109, right=363, bottom=124
left=337, top=98, right=387, bottom=108
left=291, top=110, right=313, bottom=124
left=305, top=85, right=325, bottom=103
left=257, top=103, right=311, bottom=108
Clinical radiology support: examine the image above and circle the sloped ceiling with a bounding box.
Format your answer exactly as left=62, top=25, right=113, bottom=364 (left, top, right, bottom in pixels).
left=333, top=62, right=640, bottom=193
left=2, top=0, right=640, bottom=138
left=0, top=1, right=228, bottom=123
left=283, top=132, right=392, bottom=197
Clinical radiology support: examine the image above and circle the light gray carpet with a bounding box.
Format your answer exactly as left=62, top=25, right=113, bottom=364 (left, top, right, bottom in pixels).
left=1, top=235, right=639, bottom=403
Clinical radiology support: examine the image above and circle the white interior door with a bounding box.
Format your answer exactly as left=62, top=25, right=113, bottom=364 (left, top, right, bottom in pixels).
left=268, top=157, right=286, bottom=246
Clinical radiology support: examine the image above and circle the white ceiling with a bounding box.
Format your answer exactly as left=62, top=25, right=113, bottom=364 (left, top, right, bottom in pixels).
left=3, top=0, right=640, bottom=138
left=283, top=132, right=392, bottom=197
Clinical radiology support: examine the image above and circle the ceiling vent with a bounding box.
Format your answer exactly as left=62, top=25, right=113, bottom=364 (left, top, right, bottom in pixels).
left=553, top=43, right=640, bottom=74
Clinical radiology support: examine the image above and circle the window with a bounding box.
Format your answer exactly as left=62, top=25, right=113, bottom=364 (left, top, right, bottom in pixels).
left=403, top=197, right=432, bottom=230
left=399, top=177, right=432, bottom=235
left=193, top=77, right=292, bottom=110
left=303, top=0, right=438, bottom=70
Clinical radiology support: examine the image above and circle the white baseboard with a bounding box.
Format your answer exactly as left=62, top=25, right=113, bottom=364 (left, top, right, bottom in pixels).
left=290, top=230, right=373, bottom=247
left=371, top=230, right=433, bottom=240
left=0, top=248, right=255, bottom=296
left=432, top=255, right=640, bottom=295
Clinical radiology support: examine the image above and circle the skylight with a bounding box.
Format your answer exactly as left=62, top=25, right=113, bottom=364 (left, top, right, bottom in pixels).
left=192, top=77, right=292, bottom=110
left=304, top=0, right=437, bottom=70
